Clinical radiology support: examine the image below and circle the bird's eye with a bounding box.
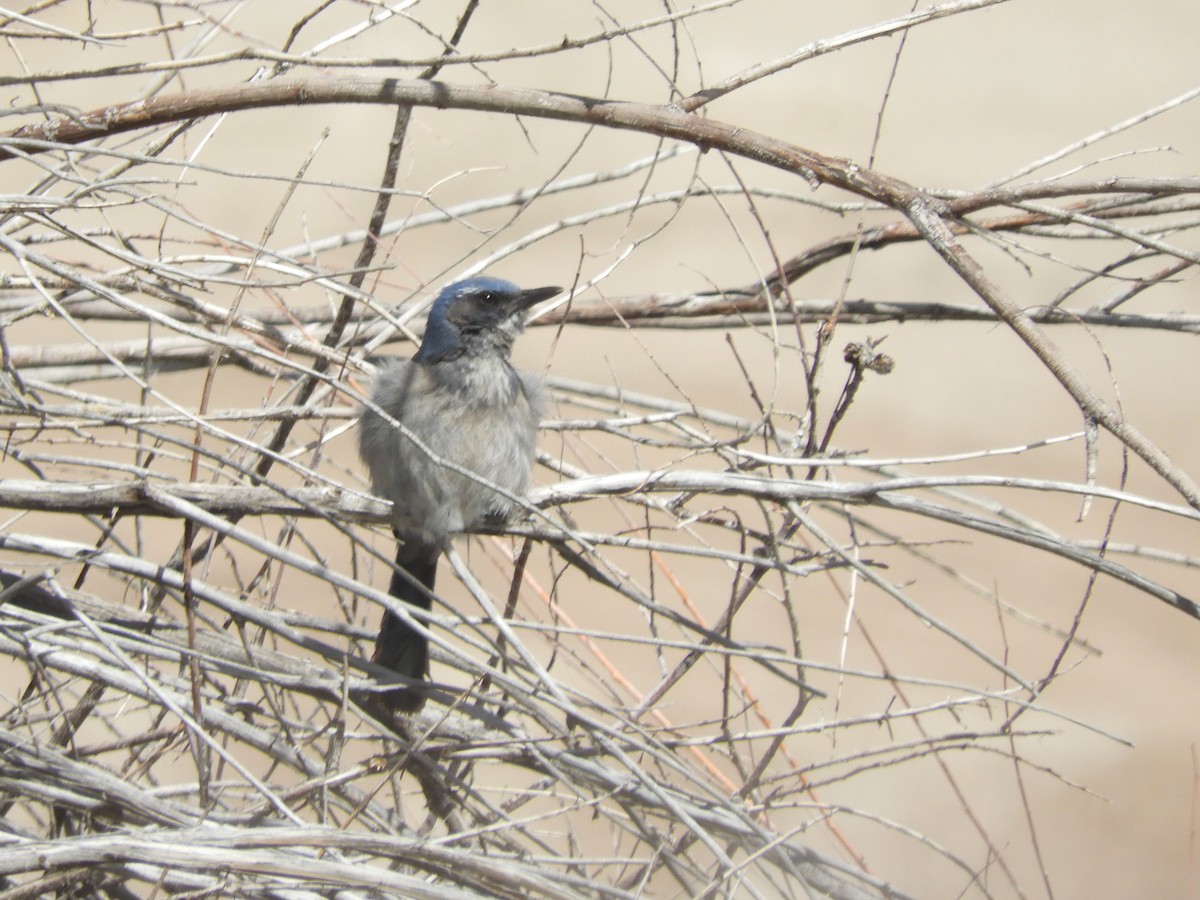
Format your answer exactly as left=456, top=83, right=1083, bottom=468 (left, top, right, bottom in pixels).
left=480, top=292, right=494, bottom=303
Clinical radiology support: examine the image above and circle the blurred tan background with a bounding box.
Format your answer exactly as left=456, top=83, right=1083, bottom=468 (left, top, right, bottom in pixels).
left=1, top=1, right=1198, bottom=897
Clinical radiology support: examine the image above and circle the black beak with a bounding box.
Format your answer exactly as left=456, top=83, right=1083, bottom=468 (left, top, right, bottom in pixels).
left=516, top=285, right=562, bottom=310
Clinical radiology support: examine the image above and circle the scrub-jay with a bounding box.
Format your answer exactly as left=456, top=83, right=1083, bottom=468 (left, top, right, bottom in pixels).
left=358, top=276, right=560, bottom=713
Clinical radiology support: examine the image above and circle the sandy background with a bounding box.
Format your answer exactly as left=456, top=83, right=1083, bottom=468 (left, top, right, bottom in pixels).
left=0, top=1, right=1198, bottom=897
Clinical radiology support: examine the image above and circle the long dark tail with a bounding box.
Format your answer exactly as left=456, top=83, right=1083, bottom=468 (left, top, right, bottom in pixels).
left=367, top=537, right=439, bottom=714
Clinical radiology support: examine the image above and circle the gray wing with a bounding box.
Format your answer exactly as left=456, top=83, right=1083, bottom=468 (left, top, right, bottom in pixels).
left=359, top=358, right=540, bottom=537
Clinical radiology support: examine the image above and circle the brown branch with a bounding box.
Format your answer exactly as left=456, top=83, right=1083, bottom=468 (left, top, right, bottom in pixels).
left=539, top=296, right=1200, bottom=332
left=7, top=77, right=1196, bottom=510
left=906, top=199, right=1200, bottom=507
left=0, top=77, right=920, bottom=206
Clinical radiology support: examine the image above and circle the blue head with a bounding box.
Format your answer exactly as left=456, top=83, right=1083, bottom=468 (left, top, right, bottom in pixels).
left=415, top=277, right=560, bottom=364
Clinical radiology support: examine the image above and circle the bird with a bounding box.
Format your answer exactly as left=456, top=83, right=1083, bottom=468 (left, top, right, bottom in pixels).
left=357, top=276, right=560, bottom=714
